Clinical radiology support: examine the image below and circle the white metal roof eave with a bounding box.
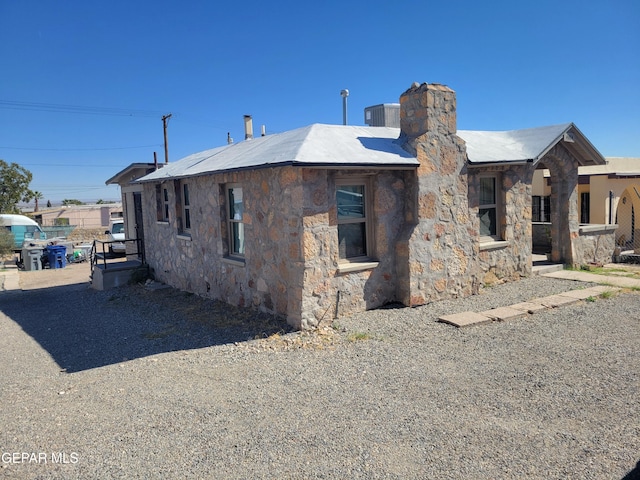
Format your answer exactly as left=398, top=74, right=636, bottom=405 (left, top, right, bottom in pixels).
left=529, top=124, right=573, bottom=167
left=570, top=124, right=607, bottom=166
left=531, top=123, right=606, bottom=167
left=135, top=160, right=419, bottom=183
left=293, top=161, right=417, bottom=170
left=468, top=159, right=533, bottom=168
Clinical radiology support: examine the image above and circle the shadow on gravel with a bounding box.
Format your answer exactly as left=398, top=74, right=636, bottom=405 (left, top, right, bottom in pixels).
left=0, top=282, right=292, bottom=373
left=621, top=460, right=640, bottom=480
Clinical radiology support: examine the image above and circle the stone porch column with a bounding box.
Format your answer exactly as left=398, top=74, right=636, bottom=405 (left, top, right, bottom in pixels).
left=542, top=145, right=580, bottom=265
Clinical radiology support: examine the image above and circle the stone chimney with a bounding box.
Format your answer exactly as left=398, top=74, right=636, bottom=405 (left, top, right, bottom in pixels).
left=244, top=115, right=253, bottom=140
left=394, top=81, right=480, bottom=308
left=398, top=82, right=457, bottom=155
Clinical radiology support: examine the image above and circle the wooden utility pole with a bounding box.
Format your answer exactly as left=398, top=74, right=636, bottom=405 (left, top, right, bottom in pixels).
left=162, top=113, right=172, bottom=164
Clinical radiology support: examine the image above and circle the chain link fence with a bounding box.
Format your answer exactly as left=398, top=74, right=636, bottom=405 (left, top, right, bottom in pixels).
left=614, top=187, right=640, bottom=263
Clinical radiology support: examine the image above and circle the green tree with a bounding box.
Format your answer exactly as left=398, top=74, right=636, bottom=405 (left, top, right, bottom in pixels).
left=0, top=160, right=33, bottom=213
left=0, top=225, right=14, bottom=256
left=46, top=199, right=52, bottom=208
left=62, top=199, right=84, bottom=206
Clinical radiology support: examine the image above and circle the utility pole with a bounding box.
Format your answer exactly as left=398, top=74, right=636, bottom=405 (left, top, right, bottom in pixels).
left=162, top=113, right=172, bottom=164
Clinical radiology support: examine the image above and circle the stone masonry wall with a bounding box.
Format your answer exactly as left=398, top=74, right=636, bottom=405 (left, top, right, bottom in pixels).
left=576, top=227, right=617, bottom=265
left=299, top=168, right=407, bottom=329
left=141, top=166, right=305, bottom=327
left=395, top=83, right=480, bottom=304
left=141, top=165, right=409, bottom=330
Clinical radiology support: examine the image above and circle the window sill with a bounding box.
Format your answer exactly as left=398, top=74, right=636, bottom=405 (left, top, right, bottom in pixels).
left=176, top=233, right=192, bottom=241
left=222, top=256, right=245, bottom=267
left=337, top=260, right=379, bottom=274
left=578, top=224, right=618, bottom=234
left=479, top=240, right=510, bottom=251
left=156, top=221, right=170, bottom=225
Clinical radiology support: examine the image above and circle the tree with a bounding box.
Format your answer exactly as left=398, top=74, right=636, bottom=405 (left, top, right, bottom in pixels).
left=46, top=200, right=52, bottom=208
left=32, top=191, right=44, bottom=212
left=0, top=160, right=33, bottom=213
left=62, top=199, right=84, bottom=206
left=0, top=225, right=14, bottom=256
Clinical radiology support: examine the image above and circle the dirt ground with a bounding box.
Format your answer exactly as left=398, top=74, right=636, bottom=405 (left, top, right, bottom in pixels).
left=17, top=262, right=93, bottom=290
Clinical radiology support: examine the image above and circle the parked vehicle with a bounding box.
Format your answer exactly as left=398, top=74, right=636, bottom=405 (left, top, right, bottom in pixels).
left=105, top=219, right=126, bottom=254
left=0, top=214, right=47, bottom=250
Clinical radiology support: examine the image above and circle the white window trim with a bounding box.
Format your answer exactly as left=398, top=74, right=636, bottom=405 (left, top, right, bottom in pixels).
left=226, top=184, right=245, bottom=260
left=478, top=174, right=502, bottom=243
left=336, top=176, right=375, bottom=265
left=162, top=186, right=170, bottom=222
left=181, top=181, right=191, bottom=234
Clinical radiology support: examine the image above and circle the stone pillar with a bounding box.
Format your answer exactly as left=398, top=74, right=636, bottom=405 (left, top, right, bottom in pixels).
left=543, top=145, right=580, bottom=266
left=395, top=82, right=480, bottom=305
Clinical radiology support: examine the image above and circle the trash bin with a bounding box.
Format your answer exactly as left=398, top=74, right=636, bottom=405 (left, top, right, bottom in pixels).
left=46, top=245, right=67, bottom=269
left=21, top=247, right=44, bottom=271
left=68, top=249, right=87, bottom=263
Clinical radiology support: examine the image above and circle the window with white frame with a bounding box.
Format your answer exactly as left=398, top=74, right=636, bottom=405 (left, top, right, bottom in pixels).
left=182, top=182, right=191, bottom=231
left=479, top=175, right=501, bottom=240
left=163, top=187, right=170, bottom=221
left=336, top=178, right=372, bottom=260
left=227, top=185, right=244, bottom=257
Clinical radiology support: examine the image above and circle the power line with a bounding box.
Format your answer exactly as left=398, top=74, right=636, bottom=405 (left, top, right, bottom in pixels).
left=17, top=163, right=131, bottom=168
left=0, top=143, right=163, bottom=152
left=0, top=100, right=165, bottom=118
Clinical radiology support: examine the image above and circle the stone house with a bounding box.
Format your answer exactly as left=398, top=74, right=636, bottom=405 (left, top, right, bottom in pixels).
left=124, top=82, right=611, bottom=329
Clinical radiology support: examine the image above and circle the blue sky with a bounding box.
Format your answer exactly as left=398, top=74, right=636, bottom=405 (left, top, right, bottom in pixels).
left=1, top=0, right=638, bottom=203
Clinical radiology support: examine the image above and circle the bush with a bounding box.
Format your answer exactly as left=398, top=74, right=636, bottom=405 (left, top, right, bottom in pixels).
left=0, top=227, right=15, bottom=256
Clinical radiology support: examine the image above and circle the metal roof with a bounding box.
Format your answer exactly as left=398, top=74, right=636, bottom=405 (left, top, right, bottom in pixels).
left=458, top=123, right=606, bottom=167
left=138, top=124, right=417, bottom=182
left=136, top=122, right=606, bottom=183
left=105, top=163, right=160, bottom=185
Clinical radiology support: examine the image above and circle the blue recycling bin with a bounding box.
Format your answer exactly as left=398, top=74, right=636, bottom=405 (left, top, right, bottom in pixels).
left=46, top=245, right=67, bottom=269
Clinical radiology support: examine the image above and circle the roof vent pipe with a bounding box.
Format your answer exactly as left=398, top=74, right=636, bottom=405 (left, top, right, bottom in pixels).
left=340, top=89, right=349, bottom=125
left=244, top=115, right=253, bottom=140
left=227, top=132, right=233, bottom=144
left=261, top=125, right=266, bottom=137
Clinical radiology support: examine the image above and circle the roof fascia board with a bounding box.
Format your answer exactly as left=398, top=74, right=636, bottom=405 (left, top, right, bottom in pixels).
left=531, top=123, right=606, bottom=167
left=106, top=163, right=158, bottom=185
left=570, top=123, right=607, bottom=165
left=468, top=160, right=532, bottom=168
left=530, top=123, right=573, bottom=166
left=136, top=161, right=418, bottom=183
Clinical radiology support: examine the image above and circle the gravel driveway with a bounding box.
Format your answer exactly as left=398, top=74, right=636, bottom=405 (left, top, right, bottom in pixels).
left=1, top=264, right=638, bottom=479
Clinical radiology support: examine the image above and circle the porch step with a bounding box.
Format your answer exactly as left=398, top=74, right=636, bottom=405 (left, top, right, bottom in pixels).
left=532, top=263, right=564, bottom=275
left=91, top=260, right=145, bottom=290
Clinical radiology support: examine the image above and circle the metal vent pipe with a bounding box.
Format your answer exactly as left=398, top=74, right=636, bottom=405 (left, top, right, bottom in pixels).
left=340, top=89, right=349, bottom=125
